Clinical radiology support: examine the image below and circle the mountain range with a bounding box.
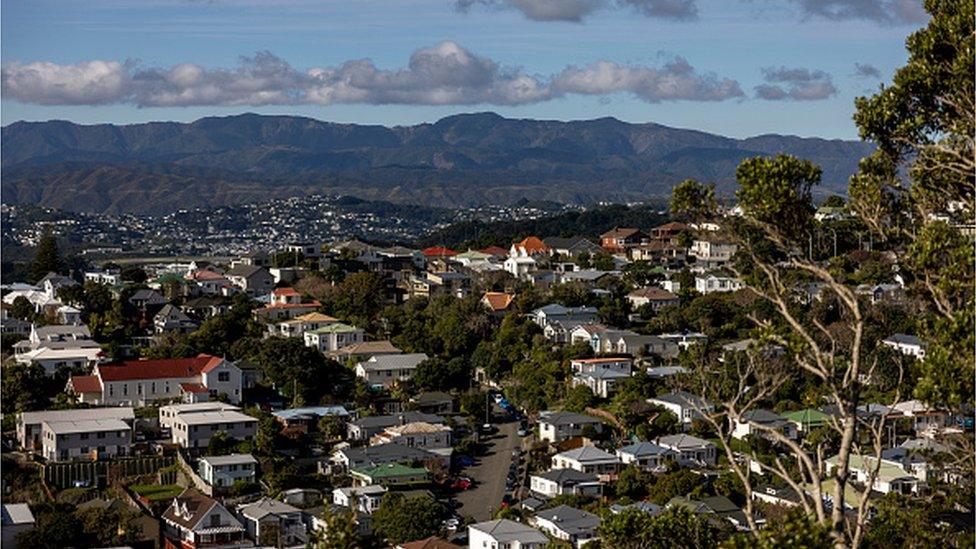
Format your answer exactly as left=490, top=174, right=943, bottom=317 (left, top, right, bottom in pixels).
left=1, top=112, right=873, bottom=215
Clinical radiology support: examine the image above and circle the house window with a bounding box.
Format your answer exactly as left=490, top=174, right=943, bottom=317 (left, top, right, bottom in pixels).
left=210, top=514, right=221, bottom=527
left=97, top=432, right=106, bottom=439
left=123, top=385, right=128, bottom=396
left=80, top=433, right=89, bottom=440
left=218, top=372, right=230, bottom=382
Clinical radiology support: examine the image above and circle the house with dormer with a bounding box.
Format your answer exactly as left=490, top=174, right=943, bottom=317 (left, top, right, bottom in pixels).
left=162, top=489, right=249, bottom=549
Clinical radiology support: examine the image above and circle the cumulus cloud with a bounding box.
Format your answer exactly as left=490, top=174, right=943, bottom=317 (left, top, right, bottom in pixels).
left=754, top=66, right=836, bottom=101
left=454, top=0, right=697, bottom=22
left=854, top=62, right=882, bottom=78
left=790, top=0, right=927, bottom=24
left=553, top=57, right=743, bottom=102
left=2, top=43, right=743, bottom=107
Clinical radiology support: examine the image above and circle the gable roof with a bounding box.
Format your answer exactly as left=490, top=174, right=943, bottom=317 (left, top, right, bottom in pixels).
left=96, top=354, right=228, bottom=381
left=469, top=519, right=548, bottom=543
left=482, top=292, right=514, bottom=311
left=513, top=236, right=550, bottom=253
left=422, top=246, right=458, bottom=257
left=628, top=287, right=679, bottom=300
left=238, top=497, right=301, bottom=521
left=539, top=411, right=602, bottom=426
left=533, top=468, right=599, bottom=484
left=554, top=446, right=618, bottom=462
left=67, top=375, right=103, bottom=393
left=601, top=227, right=644, bottom=239
left=657, top=434, right=713, bottom=450
left=225, top=264, right=269, bottom=278
left=618, top=441, right=672, bottom=457
left=358, top=353, right=428, bottom=371
left=534, top=505, right=601, bottom=535
left=162, top=489, right=219, bottom=530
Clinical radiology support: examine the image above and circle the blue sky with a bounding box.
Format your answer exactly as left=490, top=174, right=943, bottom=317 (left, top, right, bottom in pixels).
left=1, top=0, right=925, bottom=138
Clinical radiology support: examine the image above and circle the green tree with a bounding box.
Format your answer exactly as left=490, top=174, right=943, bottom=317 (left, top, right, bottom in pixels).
left=9, top=295, right=34, bottom=321
left=722, top=508, right=831, bottom=549
left=30, top=227, right=65, bottom=282
left=252, top=337, right=352, bottom=405
left=669, top=179, right=717, bottom=222
left=310, top=507, right=363, bottom=549
left=372, top=493, right=444, bottom=544
left=614, top=465, right=650, bottom=499
left=1, top=362, right=49, bottom=413
left=647, top=468, right=702, bottom=505
left=598, top=506, right=720, bottom=549
left=15, top=503, right=85, bottom=549
left=563, top=384, right=595, bottom=413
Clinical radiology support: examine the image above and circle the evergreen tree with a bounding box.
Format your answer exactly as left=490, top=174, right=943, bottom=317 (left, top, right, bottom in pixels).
left=30, top=227, right=64, bottom=282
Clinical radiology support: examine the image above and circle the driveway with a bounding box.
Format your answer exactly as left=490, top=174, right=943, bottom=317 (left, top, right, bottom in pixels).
left=454, top=419, right=520, bottom=521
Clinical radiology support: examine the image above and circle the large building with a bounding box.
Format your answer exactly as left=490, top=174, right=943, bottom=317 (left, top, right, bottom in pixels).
left=17, top=407, right=134, bottom=453
left=67, top=354, right=244, bottom=406
left=42, top=418, right=132, bottom=461
left=171, top=410, right=258, bottom=450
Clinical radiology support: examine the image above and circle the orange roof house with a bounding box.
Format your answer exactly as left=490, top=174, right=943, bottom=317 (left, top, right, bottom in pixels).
left=510, top=236, right=550, bottom=257
left=481, top=292, right=514, bottom=313
left=422, top=246, right=458, bottom=258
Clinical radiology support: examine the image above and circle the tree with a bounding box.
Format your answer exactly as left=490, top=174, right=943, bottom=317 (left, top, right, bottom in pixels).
left=372, top=493, right=444, bottom=544
left=614, top=465, right=650, bottom=499
left=722, top=508, right=832, bottom=549
left=2, top=362, right=49, bottom=413
left=75, top=505, right=145, bottom=547
left=647, top=468, right=702, bottom=505
left=598, top=506, right=720, bottom=549
left=30, top=227, right=65, bottom=282
left=120, top=266, right=148, bottom=284
left=252, top=337, right=352, bottom=405
left=563, top=384, right=595, bottom=413
left=16, top=503, right=85, bottom=548
left=669, top=179, right=717, bottom=222
left=310, top=507, right=363, bottom=549
left=9, top=295, right=34, bottom=321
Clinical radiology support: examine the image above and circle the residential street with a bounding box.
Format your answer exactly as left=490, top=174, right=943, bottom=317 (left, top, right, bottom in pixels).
left=454, top=419, right=520, bottom=521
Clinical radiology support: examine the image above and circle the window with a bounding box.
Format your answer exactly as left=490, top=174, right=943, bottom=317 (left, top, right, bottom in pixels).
left=97, top=432, right=106, bottom=439
left=218, top=372, right=230, bottom=382
left=210, top=514, right=221, bottom=527
left=80, top=446, right=89, bottom=454
left=97, top=446, right=105, bottom=453
left=80, top=433, right=89, bottom=440
left=123, top=384, right=128, bottom=396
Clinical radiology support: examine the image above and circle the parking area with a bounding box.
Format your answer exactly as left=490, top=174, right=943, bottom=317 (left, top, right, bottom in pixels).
left=453, top=417, right=525, bottom=521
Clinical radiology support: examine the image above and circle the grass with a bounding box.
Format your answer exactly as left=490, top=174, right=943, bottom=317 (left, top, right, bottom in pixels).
left=131, top=483, right=184, bottom=501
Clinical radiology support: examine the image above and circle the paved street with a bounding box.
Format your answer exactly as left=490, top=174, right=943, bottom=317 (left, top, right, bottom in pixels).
left=454, top=419, right=520, bottom=521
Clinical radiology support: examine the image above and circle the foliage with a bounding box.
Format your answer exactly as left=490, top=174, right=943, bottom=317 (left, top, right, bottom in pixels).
left=721, top=508, right=831, bottom=549
left=247, top=336, right=353, bottom=406
left=598, top=506, right=721, bottom=549
left=30, top=227, right=65, bottom=282
left=372, top=492, right=445, bottom=544
left=311, top=507, right=364, bottom=549
left=670, top=179, right=717, bottom=221
left=563, top=384, right=595, bottom=412
left=1, top=362, right=51, bottom=413
left=647, top=468, right=705, bottom=505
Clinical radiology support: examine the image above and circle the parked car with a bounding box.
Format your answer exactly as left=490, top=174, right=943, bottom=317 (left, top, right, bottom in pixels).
left=451, top=478, right=473, bottom=491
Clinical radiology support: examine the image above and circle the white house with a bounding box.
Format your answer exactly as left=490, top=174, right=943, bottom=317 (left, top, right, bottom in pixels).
left=647, top=391, right=714, bottom=425
left=41, top=418, right=132, bottom=461
left=171, top=410, right=258, bottom=450
left=237, top=497, right=308, bottom=547
left=304, top=323, right=365, bottom=353
left=826, top=454, right=918, bottom=495
left=333, top=485, right=388, bottom=514
left=504, top=256, right=537, bottom=279
left=198, top=454, right=258, bottom=488
left=616, top=442, right=675, bottom=471
left=531, top=505, right=601, bottom=548
left=355, top=353, right=429, bottom=389
left=881, top=334, right=927, bottom=359
left=538, top=412, right=603, bottom=444
left=731, top=410, right=797, bottom=441
left=17, top=407, right=134, bottom=454
left=162, top=489, right=248, bottom=549
left=159, top=402, right=241, bottom=431
left=690, top=240, right=737, bottom=265
left=369, top=421, right=452, bottom=454
left=468, top=519, right=549, bottom=549
left=531, top=305, right=599, bottom=329
left=656, top=434, right=717, bottom=467
left=551, top=446, right=620, bottom=475
left=67, top=354, right=244, bottom=406
left=529, top=469, right=603, bottom=499
left=695, top=275, right=745, bottom=294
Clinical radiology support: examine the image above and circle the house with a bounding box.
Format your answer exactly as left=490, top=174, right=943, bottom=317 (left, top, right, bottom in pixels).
left=752, top=484, right=803, bottom=508
left=159, top=402, right=242, bottom=431
left=15, top=324, right=99, bottom=356
left=128, top=289, right=169, bottom=309
left=544, top=320, right=590, bottom=345
left=544, top=236, right=602, bottom=258
left=198, top=454, right=258, bottom=488
left=333, top=485, right=388, bottom=514
left=56, top=305, right=82, bottom=325
left=504, top=256, right=537, bottom=279
left=85, top=268, right=122, bottom=286
left=345, top=412, right=445, bottom=442
left=328, top=442, right=441, bottom=474
left=272, top=312, right=339, bottom=338
left=468, top=519, right=549, bottom=549
left=67, top=354, right=244, bottom=406
left=350, top=463, right=428, bottom=487
left=17, top=407, right=134, bottom=454
left=225, top=265, right=275, bottom=297
left=286, top=241, right=323, bottom=258
left=826, top=454, right=919, bottom=495
left=272, top=406, right=350, bottom=432
left=616, top=442, right=675, bottom=471
left=531, top=304, right=599, bottom=329
left=689, top=239, right=737, bottom=266
left=182, top=296, right=234, bottom=320
left=538, top=412, right=604, bottom=444
left=370, top=422, right=452, bottom=454
left=189, top=269, right=233, bottom=295
left=891, top=400, right=949, bottom=433
left=529, top=469, right=603, bottom=499
left=658, top=332, right=708, bottom=350
left=628, top=241, right=687, bottom=263
left=1, top=503, right=35, bottom=549
left=162, top=489, right=249, bottom=549
left=355, top=353, right=429, bottom=389
left=881, top=334, right=927, bottom=359
left=410, top=391, right=456, bottom=414
left=614, top=334, right=677, bottom=358
left=531, top=505, right=601, bottom=548
left=608, top=501, right=662, bottom=516
left=782, top=408, right=830, bottom=433
left=41, top=418, right=132, bottom=461
left=626, top=287, right=679, bottom=312
left=253, top=287, right=322, bottom=322
left=15, top=347, right=103, bottom=376
left=648, top=391, right=714, bottom=425
left=481, top=292, right=515, bottom=314
left=601, top=228, right=648, bottom=254
left=571, top=357, right=633, bottom=376
left=856, top=283, right=906, bottom=305
left=668, top=495, right=752, bottom=531
left=656, top=434, right=717, bottom=467
left=421, top=246, right=458, bottom=259
left=154, top=304, right=199, bottom=334
left=572, top=369, right=631, bottom=399
left=695, top=275, right=745, bottom=294
left=237, top=497, right=308, bottom=547
left=38, top=272, right=78, bottom=300
left=551, top=446, right=620, bottom=475
left=328, top=340, right=403, bottom=362
left=510, top=236, right=551, bottom=258
left=557, top=270, right=618, bottom=287
left=732, top=409, right=797, bottom=441
left=171, top=410, right=259, bottom=449
left=304, top=323, right=365, bottom=353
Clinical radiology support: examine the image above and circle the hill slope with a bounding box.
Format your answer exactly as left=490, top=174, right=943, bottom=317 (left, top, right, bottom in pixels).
left=1, top=113, right=872, bottom=214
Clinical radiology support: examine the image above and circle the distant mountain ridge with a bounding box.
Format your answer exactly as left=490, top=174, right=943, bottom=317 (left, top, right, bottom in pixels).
left=1, top=112, right=872, bottom=214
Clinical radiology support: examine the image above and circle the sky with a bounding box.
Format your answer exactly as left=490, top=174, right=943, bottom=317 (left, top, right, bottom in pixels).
left=0, top=0, right=927, bottom=139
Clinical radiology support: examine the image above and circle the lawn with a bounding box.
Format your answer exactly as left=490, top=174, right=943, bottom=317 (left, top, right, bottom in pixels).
left=130, top=483, right=184, bottom=501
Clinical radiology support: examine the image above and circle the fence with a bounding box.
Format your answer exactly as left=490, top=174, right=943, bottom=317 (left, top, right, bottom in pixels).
left=42, top=456, right=174, bottom=490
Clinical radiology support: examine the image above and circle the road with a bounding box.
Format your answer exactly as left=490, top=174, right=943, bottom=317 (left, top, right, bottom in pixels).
left=454, top=419, right=520, bottom=521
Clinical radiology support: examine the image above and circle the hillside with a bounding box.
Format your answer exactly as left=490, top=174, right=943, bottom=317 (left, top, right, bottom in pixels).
left=1, top=113, right=873, bottom=214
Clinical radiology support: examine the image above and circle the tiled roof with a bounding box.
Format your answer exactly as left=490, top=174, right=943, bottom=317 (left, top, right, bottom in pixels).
left=514, top=236, right=549, bottom=253
left=628, top=287, right=678, bottom=300
left=422, top=246, right=458, bottom=257
left=482, top=292, right=514, bottom=311
left=162, top=489, right=218, bottom=530
left=96, top=354, right=225, bottom=381
left=67, top=375, right=102, bottom=393
left=273, top=287, right=301, bottom=297
left=179, top=383, right=209, bottom=394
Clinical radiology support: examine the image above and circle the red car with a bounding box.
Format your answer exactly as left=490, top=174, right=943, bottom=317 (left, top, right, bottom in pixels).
left=450, top=478, right=473, bottom=491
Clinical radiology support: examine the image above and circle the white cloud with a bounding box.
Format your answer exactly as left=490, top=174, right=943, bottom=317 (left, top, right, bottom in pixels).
left=454, top=0, right=697, bottom=22
left=755, top=66, right=837, bottom=101
left=2, top=43, right=743, bottom=107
